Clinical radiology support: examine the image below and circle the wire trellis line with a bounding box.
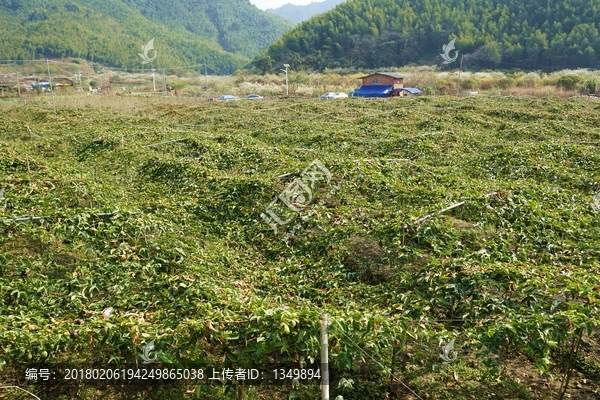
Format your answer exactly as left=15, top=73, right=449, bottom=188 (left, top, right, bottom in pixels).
left=330, top=318, right=425, bottom=400
left=0, top=386, right=42, bottom=400
left=2, top=211, right=135, bottom=224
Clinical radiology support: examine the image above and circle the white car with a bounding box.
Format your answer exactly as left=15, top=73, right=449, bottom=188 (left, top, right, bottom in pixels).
left=319, top=92, right=349, bottom=99
left=217, top=94, right=240, bottom=101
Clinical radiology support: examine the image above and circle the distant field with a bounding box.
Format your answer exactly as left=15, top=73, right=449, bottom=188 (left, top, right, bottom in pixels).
left=1, top=96, right=600, bottom=399
left=1, top=60, right=600, bottom=100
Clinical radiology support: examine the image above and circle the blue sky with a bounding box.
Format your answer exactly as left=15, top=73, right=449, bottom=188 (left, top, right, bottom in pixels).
left=249, top=0, right=317, bottom=10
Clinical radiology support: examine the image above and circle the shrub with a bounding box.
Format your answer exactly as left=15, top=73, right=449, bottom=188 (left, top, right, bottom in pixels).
left=523, top=73, right=542, bottom=88
left=172, top=82, right=188, bottom=90
left=435, top=78, right=451, bottom=89
left=584, top=77, right=600, bottom=94
left=514, top=77, right=526, bottom=87
left=421, top=85, right=435, bottom=95
left=480, top=79, right=495, bottom=90
left=498, top=77, right=517, bottom=89
left=557, top=75, right=584, bottom=90
left=542, top=76, right=560, bottom=86
left=461, top=77, right=481, bottom=90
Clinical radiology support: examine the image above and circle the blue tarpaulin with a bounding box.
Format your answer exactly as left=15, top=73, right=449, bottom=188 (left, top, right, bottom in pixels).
left=352, top=85, right=393, bottom=98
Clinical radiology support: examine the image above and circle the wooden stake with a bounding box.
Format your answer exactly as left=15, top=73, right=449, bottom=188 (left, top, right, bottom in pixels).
left=320, top=314, right=329, bottom=400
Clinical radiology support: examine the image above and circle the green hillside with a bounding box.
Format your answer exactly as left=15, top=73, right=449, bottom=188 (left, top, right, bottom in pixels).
left=0, top=0, right=292, bottom=73
left=262, top=0, right=600, bottom=71
left=121, top=0, right=293, bottom=59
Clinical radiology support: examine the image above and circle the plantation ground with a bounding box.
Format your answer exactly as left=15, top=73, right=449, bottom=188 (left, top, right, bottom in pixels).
left=1, top=95, right=600, bottom=399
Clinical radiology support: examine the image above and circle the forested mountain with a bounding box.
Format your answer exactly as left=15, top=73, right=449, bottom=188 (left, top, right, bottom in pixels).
left=0, top=0, right=292, bottom=73
left=121, top=0, right=292, bottom=58
left=266, top=0, right=346, bottom=24
left=262, top=0, right=600, bottom=71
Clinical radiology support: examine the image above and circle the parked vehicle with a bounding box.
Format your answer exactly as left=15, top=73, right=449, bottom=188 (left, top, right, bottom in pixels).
left=319, top=92, right=349, bottom=99
left=218, top=94, right=240, bottom=101
left=31, top=82, right=52, bottom=92
left=244, top=94, right=263, bottom=100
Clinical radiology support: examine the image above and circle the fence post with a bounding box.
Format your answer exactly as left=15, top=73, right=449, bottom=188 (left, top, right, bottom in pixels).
left=321, top=314, right=329, bottom=400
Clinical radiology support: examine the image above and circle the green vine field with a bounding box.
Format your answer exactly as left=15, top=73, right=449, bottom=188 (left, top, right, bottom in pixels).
left=1, top=95, right=600, bottom=399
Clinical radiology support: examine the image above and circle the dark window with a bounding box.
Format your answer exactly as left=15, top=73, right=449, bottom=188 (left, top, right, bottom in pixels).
left=374, top=78, right=379, bottom=84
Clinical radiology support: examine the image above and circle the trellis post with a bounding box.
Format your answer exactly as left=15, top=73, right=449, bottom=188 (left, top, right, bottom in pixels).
left=321, top=314, right=329, bottom=400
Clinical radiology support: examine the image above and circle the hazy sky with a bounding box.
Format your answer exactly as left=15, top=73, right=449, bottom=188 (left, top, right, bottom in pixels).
left=249, top=0, right=317, bottom=10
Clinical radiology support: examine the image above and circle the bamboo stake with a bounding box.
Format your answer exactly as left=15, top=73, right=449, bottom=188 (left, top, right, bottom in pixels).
left=414, top=191, right=498, bottom=225
left=414, top=201, right=467, bottom=225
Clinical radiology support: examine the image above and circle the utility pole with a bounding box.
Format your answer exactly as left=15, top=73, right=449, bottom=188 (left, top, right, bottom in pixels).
left=151, top=69, right=156, bottom=93
left=162, top=69, right=166, bottom=95
left=456, top=55, right=464, bottom=97
left=16, top=72, right=20, bottom=97
left=46, top=59, right=56, bottom=114
left=204, top=63, right=209, bottom=101
left=281, top=64, right=289, bottom=97
left=77, top=71, right=82, bottom=91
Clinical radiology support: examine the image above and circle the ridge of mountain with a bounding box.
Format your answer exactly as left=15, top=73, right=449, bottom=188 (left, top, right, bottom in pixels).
left=265, top=0, right=346, bottom=23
